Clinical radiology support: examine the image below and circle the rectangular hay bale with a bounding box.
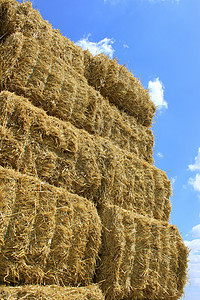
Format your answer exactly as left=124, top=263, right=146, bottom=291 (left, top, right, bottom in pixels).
left=0, top=31, right=154, bottom=163
left=84, top=52, right=156, bottom=126
left=0, top=284, right=104, bottom=300
left=0, top=91, right=171, bottom=221
left=0, top=0, right=155, bottom=127
left=96, top=205, right=189, bottom=300
left=0, top=166, right=102, bottom=286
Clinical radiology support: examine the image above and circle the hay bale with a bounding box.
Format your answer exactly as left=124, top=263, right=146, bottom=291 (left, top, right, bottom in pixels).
left=0, top=32, right=154, bottom=163
left=0, top=91, right=171, bottom=221
left=0, top=166, right=102, bottom=286
left=0, top=284, right=104, bottom=300
left=0, top=90, right=102, bottom=199
left=96, top=205, right=189, bottom=300
left=84, top=52, right=156, bottom=127
left=0, top=0, right=85, bottom=75
left=0, top=0, right=155, bottom=128
left=0, top=0, right=52, bottom=42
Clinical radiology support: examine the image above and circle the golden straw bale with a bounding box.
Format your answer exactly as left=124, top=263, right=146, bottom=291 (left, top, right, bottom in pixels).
left=0, top=91, right=170, bottom=221
left=0, top=0, right=155, bottom=124
left=0, top=168, right=16, bottom=248
left=0, top=166, right=102, bottom=286
left=84, top=52, right=156, bottom=126
left=0, top=32, right=154, bottom=163
left=0, top=284, right=104, bottom=300
left=0, top=0, right=86, bottom=76
left=96, top=205, right=189, bottom=300
left=0, top=91, right=102, bottom=199
left=0, top=0, right=155, bottom=127
left=0, top=0, right=52, bottom=43
left=51, top=30, right=86, bottom=75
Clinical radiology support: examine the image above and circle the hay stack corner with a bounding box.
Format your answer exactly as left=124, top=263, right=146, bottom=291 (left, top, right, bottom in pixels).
left=0, top=0, right=189, bottom=299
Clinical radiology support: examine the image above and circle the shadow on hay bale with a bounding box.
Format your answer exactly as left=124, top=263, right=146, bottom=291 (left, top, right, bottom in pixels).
left=0, top=91, right=171, bottom=221
left=96, top=205, right=188, bottom=300
left=0, top=166, right=102, bottom=286
left=0, top=284, right=104, bottom=300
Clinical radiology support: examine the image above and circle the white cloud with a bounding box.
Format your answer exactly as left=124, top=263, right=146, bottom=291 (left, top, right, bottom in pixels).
left=123, top=43, right=129, bottom=49
left=170, top=176, right=177, bottom=188
left=188, top=148, right=200, bottom=172
left=76, top=35, right=115, bottom=58
left=157, top=152, right=163, bottom=158
left=148, top=78, right=168, bottom=110
left=184, top=239, right=200, bottom=287
left=192, top=225, right=200, bottom=239
left=188, top=174, right=200, bottom=193
left=185, top=239, right=200, bottom=254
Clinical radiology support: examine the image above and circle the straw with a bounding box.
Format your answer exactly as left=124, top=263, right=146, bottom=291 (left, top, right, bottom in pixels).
left=0, top=91, right=171, bottom=221
left=0, top=32, right=154, bottom=163
left=0, top=0, right=155, bottom=128
left=0, top=166, right=102, bottom=286
left=0, top=284, right=104, bottom=300
left=96, top=205, right=189, bottom=300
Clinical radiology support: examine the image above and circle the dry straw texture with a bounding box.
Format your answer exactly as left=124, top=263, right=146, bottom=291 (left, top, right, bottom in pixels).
left=0, top=166, right=102, bottom=286
left=96, top=205, right=189, bottom=300
left=0, top=284, right=104, bottom=300
left=0, top=91, right=171, bottom=221
left=0, top=1, right=189, bottom=298
left=84, top=52, right=156, bottom=127
left=0, top=31, right=154, bottom=163
left=0, top=0, right=85, bottom=75
left=0, top=0, right=155, bottom=128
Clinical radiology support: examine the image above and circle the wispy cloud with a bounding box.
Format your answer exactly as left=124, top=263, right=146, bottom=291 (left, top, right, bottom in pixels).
left=188, top=148, right=200, bottom=194
left=170, top=176, right=177, bottom=189
left=123, top=43, right=129, bottom=49
left=76, top=34, right=115, bottom=58
left=148, top=78, right=168, bottom=110
left=192, top=224, right=200, bottom=239
left=188, top=148, right=200, bottom=172
left=157, top=152, right=164, bottom=158
left=185, top=234, right=200, bottom=288
left=188, top=174, right=200, bottom=193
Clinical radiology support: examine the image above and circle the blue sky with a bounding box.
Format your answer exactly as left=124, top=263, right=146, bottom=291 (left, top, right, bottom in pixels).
left=29, top=0, right=199, bottom=298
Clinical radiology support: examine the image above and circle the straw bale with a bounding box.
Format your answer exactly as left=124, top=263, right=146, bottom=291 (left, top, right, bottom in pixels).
left=0, top=0, right=86, bottom=74
left=0, top=91, right=170, bottom=220
left=51, top=30, right=86, bottom=75
left=83, top=52, right=156, bottom=126
left=0, top=284, right=104, bottom=300
left=0, top=166, right=102, bottom=286
left=0, top=32, right=154, bottom=163
left=96, top=205, right=189, bottom=300
left=0, top=0, right=52, bottom=43
left=0, top=0, right=155, bottom=127
left=0, top=91, right=102, bottom=198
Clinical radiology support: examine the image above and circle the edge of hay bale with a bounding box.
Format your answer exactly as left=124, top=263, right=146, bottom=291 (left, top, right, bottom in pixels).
left=96, top=205, right=189, bottom=300
left=0, top=284, right=104, bottom=300
left=83, top=51, right=156, bottom=127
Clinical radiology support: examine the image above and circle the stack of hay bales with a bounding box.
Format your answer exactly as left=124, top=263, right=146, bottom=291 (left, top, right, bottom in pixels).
left=0, top=0, right=188, bottom=299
